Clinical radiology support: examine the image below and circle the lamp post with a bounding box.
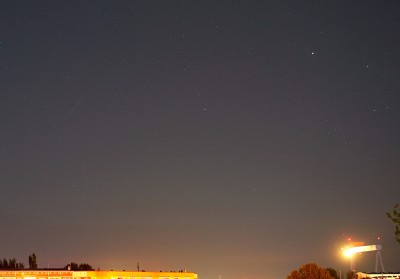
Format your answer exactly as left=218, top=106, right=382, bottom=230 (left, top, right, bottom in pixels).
left=342, top=248, right=355, bottom=272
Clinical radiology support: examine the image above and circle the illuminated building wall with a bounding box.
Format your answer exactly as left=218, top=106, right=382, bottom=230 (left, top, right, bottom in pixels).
left=356, top=272, right=400, bottom=279
left=0, top=270, right=198, bottom=279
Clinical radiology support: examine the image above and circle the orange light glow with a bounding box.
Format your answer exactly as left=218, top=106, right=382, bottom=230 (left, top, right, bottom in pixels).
left=342, top=247, right=355, bottom=258
left=347, top=241, right=365, bottom=247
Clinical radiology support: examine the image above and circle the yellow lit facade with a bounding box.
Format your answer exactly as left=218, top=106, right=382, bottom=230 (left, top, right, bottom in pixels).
left=0, top=270, right=198, bottom=279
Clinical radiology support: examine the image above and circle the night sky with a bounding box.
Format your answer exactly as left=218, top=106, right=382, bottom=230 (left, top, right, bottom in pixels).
left=1, top=1, right=400, bottom=279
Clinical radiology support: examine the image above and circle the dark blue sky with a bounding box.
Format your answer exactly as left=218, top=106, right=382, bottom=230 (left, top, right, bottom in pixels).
left=1, top=1, right=400, bottom=279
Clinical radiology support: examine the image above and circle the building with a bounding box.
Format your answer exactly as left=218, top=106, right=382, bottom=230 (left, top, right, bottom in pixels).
left=0, top=270, right=198, bottom=279
left=356, top=272, right=400, bottom=279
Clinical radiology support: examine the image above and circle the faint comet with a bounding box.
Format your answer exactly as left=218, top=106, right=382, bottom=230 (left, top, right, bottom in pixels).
left=57, top=94, right=87, bottom=125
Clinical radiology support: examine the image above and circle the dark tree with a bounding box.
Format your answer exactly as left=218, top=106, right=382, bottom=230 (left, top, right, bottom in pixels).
left=387, top=204, right=400, bottom=244
left=0, top=257, right=25, bottom=270
left=286, top=263, right=334, bottom=279
left=8, top=258, right=16, bottom=269
left=71, top=262, right=79, bottom=270
left=65, top=262, right=93, bottom=271
left=32, top=254, right=37, bottom=269
left=29, top=253, right=38, bottom=269
left=326, top=268, right=339, bottom=279
left=2, top=258, right=8, bottom=269
left=347, top=271, right=356, bottom=279
left=78, top=263, right=94, bottom=271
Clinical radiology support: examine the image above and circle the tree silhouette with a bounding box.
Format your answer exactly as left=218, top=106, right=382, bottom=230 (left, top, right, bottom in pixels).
left=65, top=262, right=93, bottom=271
left=326, top=268, right=339, bottom=279
left=29, top=253, right=38, bottom=269
left=0, top=258, right=24, bottom=270
left=387, top=204, right=400, bottom=244
left=286, top=263, right=334, bottom=279
left=347, top=271, right=356, bottom=279
left=8, top=258, right=16, bottom=269
left=2, top=259, right=8, bottom=269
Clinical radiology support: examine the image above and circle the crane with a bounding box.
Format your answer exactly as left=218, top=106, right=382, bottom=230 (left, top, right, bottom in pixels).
left=342, top=244, right=385, bottom=272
